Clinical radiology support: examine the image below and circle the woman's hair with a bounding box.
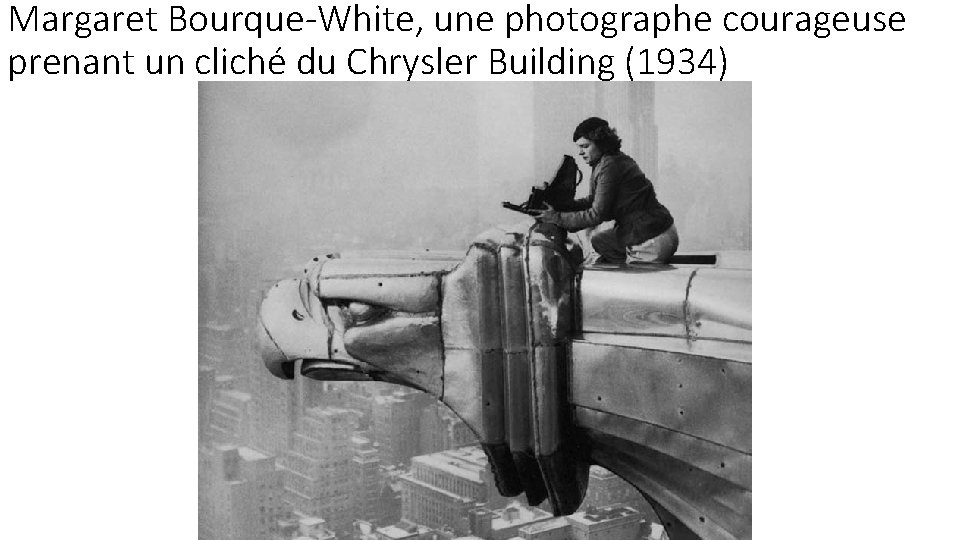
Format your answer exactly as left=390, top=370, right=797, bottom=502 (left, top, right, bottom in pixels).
left=572, top=117, right=622, bottom=154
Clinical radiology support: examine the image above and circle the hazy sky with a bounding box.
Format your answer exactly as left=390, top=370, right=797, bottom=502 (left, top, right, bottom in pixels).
left=199, top=82, right=751, bottom=281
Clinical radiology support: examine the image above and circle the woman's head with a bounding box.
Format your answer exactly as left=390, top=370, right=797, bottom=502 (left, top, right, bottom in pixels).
left=572, top=117, right=622, bottom=166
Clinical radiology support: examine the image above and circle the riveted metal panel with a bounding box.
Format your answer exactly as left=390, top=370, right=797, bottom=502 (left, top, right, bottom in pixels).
left=342, top=315, right=444, bottom=396
left=587, top=428, right=751, bottom=540
left=525, top=256, right=574, bottom=345
left=581, top=267, right=693, bottom=337
left=530, top=345, right=563, bottom=456
left=523, top=226, right=588, bottom=515
left=570, top=341, right=751, bottom=454
left=319, top=276, right=440, bottom=313
left=688, top=269, right=752, bottom=343
left=441, top=242, right=506, bottom=445
left=339, top=250, right=465, bottom=261
left=498, top=236, right=548, bottom=505
left=499, top=240, right=533, bottom=450
left=575, top=407, right=751, bottom=489
left=579, top=333, right=752, bottom=364
left=320, top=258, right=456, bottom=276
left=442, top=348, right=483, bottom=436
left=441, top=243, right=502, bottom=349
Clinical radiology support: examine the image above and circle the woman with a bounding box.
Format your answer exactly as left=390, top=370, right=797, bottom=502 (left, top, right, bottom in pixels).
left=533, top=117, right=679, bottom=264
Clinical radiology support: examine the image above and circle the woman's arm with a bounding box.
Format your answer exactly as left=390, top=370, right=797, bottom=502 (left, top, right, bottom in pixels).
left=557, top=160, right=618, bottom=232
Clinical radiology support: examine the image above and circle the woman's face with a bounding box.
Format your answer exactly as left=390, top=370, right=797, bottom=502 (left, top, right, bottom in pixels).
left=575, top=137, right=603, bottom=167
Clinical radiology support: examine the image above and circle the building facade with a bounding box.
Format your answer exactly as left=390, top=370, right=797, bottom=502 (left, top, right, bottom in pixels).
left=198, top=445, right=285, bottom=540
left=399, top=446, right=510, bottom=535
left=470, top=502, right=555, bottom=540
left=567, top=505, right=643, bottom=540
left=279, top=406, right=357, bottom=534
left=206, top=388, right=253, bottom=445
left=352, top=434, right=386, bottom=524
left=372, top=390, right=433, bottom=465
left=580, top=467, right=645, bottom=511
left=419, top=404, right=478, bottom=455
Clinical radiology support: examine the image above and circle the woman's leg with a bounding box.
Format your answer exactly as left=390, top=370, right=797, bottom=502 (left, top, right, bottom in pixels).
left=625, top=224, right=679, bottom=264
left=590, top=228, right=627, bottom=264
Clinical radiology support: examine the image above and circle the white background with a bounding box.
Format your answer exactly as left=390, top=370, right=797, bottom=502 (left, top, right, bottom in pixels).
left=2, top=1, right=958, bottom=538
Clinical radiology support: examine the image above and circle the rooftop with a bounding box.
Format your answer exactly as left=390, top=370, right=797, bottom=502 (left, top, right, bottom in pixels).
left=237, top=447, right=271, bottom=461
left=376, top=523, right=429, bottom=540
left=219, top=389, right=252, bottom=402
left=491, top=503, right=553, bottom=530
left=570, top=505, right=639, bottom=525
left=518, top=517, right=569, bottom=534
left=413, top=446, right=487, bottom=483
left=399, top=474, right=476, bottom=504
left=305, top=406, right=356, bottom=419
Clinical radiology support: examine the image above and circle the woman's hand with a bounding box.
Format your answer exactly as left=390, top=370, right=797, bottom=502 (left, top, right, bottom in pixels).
left=530, top=202, right=561, bottom=225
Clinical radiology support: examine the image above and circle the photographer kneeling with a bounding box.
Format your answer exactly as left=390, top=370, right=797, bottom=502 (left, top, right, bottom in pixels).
left=532, top=117, right=679, bottom=264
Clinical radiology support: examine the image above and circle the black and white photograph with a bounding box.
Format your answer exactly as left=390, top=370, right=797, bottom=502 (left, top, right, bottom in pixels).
left=198, top=82, right=752, bottom=540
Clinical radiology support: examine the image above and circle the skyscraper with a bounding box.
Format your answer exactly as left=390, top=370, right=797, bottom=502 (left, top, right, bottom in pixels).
left=419, top=403, right=478, bottom=455
left=352, top=434, right=385, bottom=524
left=199, top=445, right=285, bottom=540
left=372, top=390, right=433, bottom=465
left=532, top=83, right=658, bottom=184
left=398, top=446, right=512, bottom=535
left=279, top=406, right=357, bottom=534
left=567, top=505, right=644, bottom=540
left=580, top=466, right=645, bottom=512
left=206, top=388, right=253, bottom=446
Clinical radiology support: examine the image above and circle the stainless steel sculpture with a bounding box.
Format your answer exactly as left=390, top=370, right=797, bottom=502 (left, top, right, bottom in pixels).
left=257, top=223, right=751, bottom=540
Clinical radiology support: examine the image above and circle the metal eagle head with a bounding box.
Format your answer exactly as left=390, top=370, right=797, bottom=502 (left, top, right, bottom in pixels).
left=257, top=224, right=587, bottom=514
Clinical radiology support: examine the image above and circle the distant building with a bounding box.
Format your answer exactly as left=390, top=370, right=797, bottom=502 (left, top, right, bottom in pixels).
left=352, top=434, right=385, bottom=523
left=532, top=83, right=657, bottom=183
left=320, top=381, right=393, bottom=428
left=207, top=389, right=253, bottom=445
left=594, top=84, right=657, bottom=178
left=518, top=506, right=659, bottom=540
left=519, top=516, right=572, bottom=540
left=567, top=505, right=643, bottom=540
left=399, top=446, right=512, bottom=534
left=378, top=465, right=406, bottom=525
left=246, top=349, right=299, bottom=456
left=199, top=322, right=244, bottom=378
left=295, top=516, right=338, bottom=540
left=420, top=404, right=478, bottom=454
left=580, top=467, right=644, bottom=511
left=376, top=521, right=434, bottom=540
left=199, top=365, right=215, bottom=444
left=373, top=390, right=433, bottom=465
left=280, top=407, right=357, bottom=534
left=198, top=445, right=284, bottom=540
left=470, top=502, right=554, bottom=540
left=214, top=373, right=239, bottom=391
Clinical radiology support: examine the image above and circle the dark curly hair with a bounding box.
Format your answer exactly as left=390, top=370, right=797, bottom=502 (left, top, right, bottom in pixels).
left=572, top=117, right=622, bottom=154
